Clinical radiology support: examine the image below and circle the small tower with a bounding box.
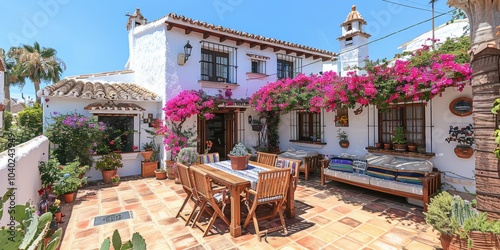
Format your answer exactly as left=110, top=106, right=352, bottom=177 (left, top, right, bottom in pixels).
left=338, top=5, right=370, bottom=76
left=126, top=8, right=147, bottom=31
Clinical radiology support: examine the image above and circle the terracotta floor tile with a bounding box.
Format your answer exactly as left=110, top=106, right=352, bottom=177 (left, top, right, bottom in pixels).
left=331, top=236, right=364, bottom=250
left=170, top=233, right=199, bottom=250
left=356, top=223, right=386, bottom=238
left=345, top=229, right=375, bottom=245
left=310, top=228, right=342, bottom=244
left=368, top=239, right=400, bottom=250
left=295, top=234, right=329, bottom=250
left=61, top=176, right=441, bottom=250
left=338, top=217, right=362, bottom=228
left=325, top=221, right=354, bottom=235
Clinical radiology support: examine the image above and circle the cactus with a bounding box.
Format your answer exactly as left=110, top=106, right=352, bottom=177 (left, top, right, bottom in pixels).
left=229, top=143, right=249, bottom=156
left=451, top=195, right=477, bottom=227
left=100, top=229, right=146, bottom=250
left=0, top=190, right=62, bottom=250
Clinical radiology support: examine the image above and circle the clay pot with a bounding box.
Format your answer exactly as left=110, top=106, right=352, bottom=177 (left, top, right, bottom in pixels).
left=454, top=145, right=474, bottom=158
left=339, top=140, right=350, bottom=148
left=154, top=170, right=167, bottom=180
left=439, top=234, right=452, bottom=250
left=375, top=143, right=381, bottom=149
left=63, top=192, right=75, bottom=203
left=140, top=151, right=153, bottom=162
left=54, top=211, right=62, bottom=223
left=383, top=143, right=391, bottom=150
left=408, top=145, right=416, bottom=152
left=101, top=169, right=117, bottom=184
left=394, top=143, right=407, bottom=152
left=228, top=155, right=249, bottom=170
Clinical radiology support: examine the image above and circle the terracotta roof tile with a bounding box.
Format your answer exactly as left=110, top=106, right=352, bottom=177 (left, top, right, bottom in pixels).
left=165, top=13, right=336, bottom=57
left=84, top=102, right=145, bottom=111
left=39, top=79, right=158, bottom=101
left=342, top=5, right=367, bottom=25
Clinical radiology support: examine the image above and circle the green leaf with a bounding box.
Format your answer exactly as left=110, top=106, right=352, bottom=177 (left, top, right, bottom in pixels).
left=121, top=241, right=133, bottom=250
left=0, top=229, right=23, bottom=250
left=45, top=228, right=62, bottom=250
left=19, top=214, right=38, bottom=249
left=112, top=229, right=122, bottom=250
left=131, top=232, right=147, bottom=250
left=100, top=238, right=111, bottom=250
left=0, top=189, right=15, bottom=219
left=25, top=218, right=47, bottom=250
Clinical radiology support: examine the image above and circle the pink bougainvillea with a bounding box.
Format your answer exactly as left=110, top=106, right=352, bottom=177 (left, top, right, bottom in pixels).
left=250, top=53, right=471, bottom=114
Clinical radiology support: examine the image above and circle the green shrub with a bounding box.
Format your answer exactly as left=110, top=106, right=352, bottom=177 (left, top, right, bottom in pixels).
left=17, top=104, right=43, bottom=135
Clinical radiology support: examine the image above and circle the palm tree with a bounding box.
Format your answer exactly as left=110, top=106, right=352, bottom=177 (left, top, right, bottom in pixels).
left=0, top=47, right=25, bottom=112
left=16, top=42, right=65, bottom=104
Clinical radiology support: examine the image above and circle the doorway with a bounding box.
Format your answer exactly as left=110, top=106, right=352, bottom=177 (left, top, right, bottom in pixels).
left=198, top=111, right=238, bottom=160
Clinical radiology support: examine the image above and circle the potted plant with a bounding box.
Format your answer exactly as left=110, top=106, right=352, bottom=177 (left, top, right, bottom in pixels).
left=154, top=166, right=167, bottom=180
left=445, top=124, right=474, bottom=158
left=425, top=191, right=500, bottom=249
left=392, top=126, right=407, bottom=151
left=141, top=142, right=160, bottom=178
left=176, top=147, right=199, bottom=166
left=49, top=199, right=62, bottom=223
left=337, top=129, right=349, bottom=148
left=94, top=152, right=123, bottom=184
left=111, top=174, right=120, bottom=186
left=52, top=174, right=85, bottom=203
left=228, top=143, right=250, bottom=170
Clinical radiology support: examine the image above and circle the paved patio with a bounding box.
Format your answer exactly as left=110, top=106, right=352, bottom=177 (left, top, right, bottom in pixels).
left=59, top=173, right=441, bottom=250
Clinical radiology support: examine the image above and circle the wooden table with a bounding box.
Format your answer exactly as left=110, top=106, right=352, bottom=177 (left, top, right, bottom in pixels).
left=190, top=161, right=296, bottom=238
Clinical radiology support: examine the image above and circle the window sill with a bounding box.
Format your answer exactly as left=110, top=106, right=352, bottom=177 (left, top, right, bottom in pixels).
left=92, top=152, right=140, bottom=161
left=246, top=72, right=269, bottom=79
left=365, top=147, right=435, bottom=160
left=290, top=140, right=327, bottom=149
left=198, top=80, right=239, bottom=89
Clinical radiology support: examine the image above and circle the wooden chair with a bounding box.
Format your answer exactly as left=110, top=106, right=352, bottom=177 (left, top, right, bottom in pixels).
left=190, top=167, right=230, bottom=237
left=298, top=155, right=321, bottom=181
left=243, top=168, right=291, bottom=241
left=198, top=152, right=220, bottom=164
left=256, top=151, right=278, bottom=166
left=175, top=163, right=199, bottom=226
left=275, top=157, right=302, bottom=191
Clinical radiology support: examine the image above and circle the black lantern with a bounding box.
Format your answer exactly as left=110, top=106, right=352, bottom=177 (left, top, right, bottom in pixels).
left=184, top=40, right=192, bottom=62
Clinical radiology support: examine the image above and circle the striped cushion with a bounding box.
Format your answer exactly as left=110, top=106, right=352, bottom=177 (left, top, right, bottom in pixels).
left=275, top=158, right=299, bottom=175
left=328, top=157, right=353, bottom=173
left=366, top=165, right=397, bottom=180
left=352, top=159, right=368, bottom=174
left=397, top=170, right=425, bottom=185
left=199, top=153, right=220, bottom=164
left=328, top=163, right=353, bottom=173
left=258, top=194, right=284, bottom=203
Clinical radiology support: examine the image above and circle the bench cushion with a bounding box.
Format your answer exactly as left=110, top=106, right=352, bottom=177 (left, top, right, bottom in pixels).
left=369, top=178, right=423, bottom=196
left=366, top=165, right=397, bottom=180
left=324, top=169, right=372, bottom=185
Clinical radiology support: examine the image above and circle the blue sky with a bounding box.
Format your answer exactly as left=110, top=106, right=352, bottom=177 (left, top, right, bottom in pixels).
left=1, top=0, right=455, bottom=101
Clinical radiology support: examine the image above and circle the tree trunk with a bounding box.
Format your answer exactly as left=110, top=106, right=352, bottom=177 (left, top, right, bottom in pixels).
left=3, top=77, right=10, bottom=112
left=34, top=80, right=40, bottom=104
left=448, top=0, right=500, bottom=219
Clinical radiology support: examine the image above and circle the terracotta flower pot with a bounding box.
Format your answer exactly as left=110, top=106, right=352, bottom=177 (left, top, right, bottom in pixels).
left=154, top=170, right=167, bottom=180
left=140, top=151, right=153, bottom=162
left=408, top=145, right=416, bottom=152
left=54, top=211, right=62, bottom=223
left=63, top=192, right=75, bottom=203
left=454, top=145, right=474, bottom=158
left=384, top=143, right=391, bottom=150
left=375, top=143, right=381, bottom=149
left=101, top=169, right=117, bottom=184
left=394, top=143, right=407, bottom=152
left=228, top=155, right=249, bottom=170
left=339, top=140, right=350, bottom=148
left=439, top=234, right=452, bottom=250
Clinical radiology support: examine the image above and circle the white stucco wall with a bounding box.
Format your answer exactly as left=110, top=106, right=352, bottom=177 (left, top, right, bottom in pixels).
left=278, top=86, right=475, bottom=193
left=0, top=136, right=49, bottom=226
left=41, top=97, right=162, bottom=181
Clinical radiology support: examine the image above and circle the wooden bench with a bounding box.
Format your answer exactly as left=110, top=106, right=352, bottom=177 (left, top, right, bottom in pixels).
left=320, top=159, right=441, bottom=211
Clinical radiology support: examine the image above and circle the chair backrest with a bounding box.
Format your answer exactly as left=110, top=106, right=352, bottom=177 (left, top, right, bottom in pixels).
left=275, top=157, right=302, bottom=178
left=177, top=162, right=194, bottom=191
left=199, top=153, right=220, bottom=164
left=190, top=167, right=212, bottom=200
left=254, top=169, right=290, bottom=202
left=256, top=152, right=278, bottom=166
